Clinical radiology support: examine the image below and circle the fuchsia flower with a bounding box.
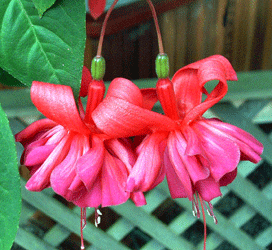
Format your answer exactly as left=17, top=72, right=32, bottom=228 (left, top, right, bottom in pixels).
left=16, top=67, right=146, bottom=208
left=92, top=55, right=263, bottom=208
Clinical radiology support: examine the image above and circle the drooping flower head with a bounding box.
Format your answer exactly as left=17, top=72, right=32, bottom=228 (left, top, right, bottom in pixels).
left=16, top=66, right=146, bottom=208
left=92, top=55, right=263, bottom=211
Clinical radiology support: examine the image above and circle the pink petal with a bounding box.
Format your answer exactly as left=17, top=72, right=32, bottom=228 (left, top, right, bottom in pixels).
left=101, top=151, right=130, bottom=207
left=24, top=144, right=56, bottom=166
left=76, top=135, right=104, bottom=191
left=127, top=133, right=167, bottom=192
left=50, top=136, right=83, bottom=201
left=130, top=192, right=147, bottom=206
left=106, top=138, right=136, bottom=171
left=173, top=130, right=210, bottom=183
left=25, top=134, right=71, bottom=191
left=31, top=81, right=90, bottom=134
left=182, top=126, right=203, bottom=156
left=88, top=0, right=106, bottom=20
left=167, top=132, right=194, bottom=200
left=164, top=149, right=189, bottom=199
left=73, top=178, right=102, bottom=208
left=15, top=119, right=57, bottom=146
left=195, top=175, right=222, bottom=202
left=192, top=121, right=240, bottom=182
left=219, top=168, right=237, bottom=186
left=204, top=119, right=263, bottom=163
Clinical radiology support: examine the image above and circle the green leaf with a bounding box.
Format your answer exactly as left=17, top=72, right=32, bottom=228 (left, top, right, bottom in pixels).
left=0, top=0, right=86, bottom=98
left=0, top=68, right=25, bottom=87
left=32, top=0, right=56, bottom=17
left=0, top=104, right=21, bottom=250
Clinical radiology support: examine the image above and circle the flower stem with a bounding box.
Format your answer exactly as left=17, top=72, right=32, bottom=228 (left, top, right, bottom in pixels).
left=146, top=0, right=164, bottom=54
left=97, top=0, right=119, bottom=57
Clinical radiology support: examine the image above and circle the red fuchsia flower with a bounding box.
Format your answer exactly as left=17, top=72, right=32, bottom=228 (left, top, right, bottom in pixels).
left=15, top=66, right=146, bottom=209
left=92, top=55, right=263, bottom=215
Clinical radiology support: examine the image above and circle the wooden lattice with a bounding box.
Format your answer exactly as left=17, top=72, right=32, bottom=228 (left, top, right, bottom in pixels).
left=2, top=70, right=272, bottom=250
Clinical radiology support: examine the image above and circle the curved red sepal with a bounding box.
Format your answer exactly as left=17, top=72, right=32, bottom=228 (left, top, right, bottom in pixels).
left=31, top=81, right=90, bottom=134
left=88, top=0, right=106, bottom=20
left=92, top=78, right=177, bottom=138
left=172, top=55, right=237, bottom=125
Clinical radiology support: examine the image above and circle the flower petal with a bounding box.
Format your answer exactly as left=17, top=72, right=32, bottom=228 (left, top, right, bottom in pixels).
left=167, top=132, right=193, bottom=199
left=73, top=178, right=102, bottom=208
left=50, top=136, right=83, bottom=201
left=26, top=134, right=71, bottom=191
left=76, top=135, right=104, bottom=191
left=15, top=119, right=57, bottom=146
left=204, top=119, right=263, bottom=163
left=219, top=168, right=237, bottom=186
left=24, top=144, right=56, bottom=166
left=106, top=138, right=136, bottom=171
left=101, top=151, right=130, bottom=207
left=164, top=149, right=189, bottom=199
left=192, top=121, right=240, bottom=182
left=195, top=175, right=222, bottom=202
left=31, top=81, right=90, bottom=134
left=130, top=192, right=147, bottom=206
left=174, top=130, right=210, bottom=183
left=127, top=133, right=167, bottom=192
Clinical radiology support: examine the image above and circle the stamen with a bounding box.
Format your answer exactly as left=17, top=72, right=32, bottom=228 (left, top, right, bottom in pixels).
left=192, top=194, right=219, bottom=250
left=95, top=208, right=102, bottom=227
left=192, top=194, right=200, bottom=218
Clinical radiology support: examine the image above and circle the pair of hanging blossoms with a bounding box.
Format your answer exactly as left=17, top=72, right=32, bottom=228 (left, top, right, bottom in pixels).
left=16, top=53, right=263, bottom=250
left=92, top=54, right=263, bottom=215
left=16, top=54, right=263, bottom=220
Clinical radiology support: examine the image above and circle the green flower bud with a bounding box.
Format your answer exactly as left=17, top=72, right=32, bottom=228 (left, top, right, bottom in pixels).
left=91, top=56, right=106, bottom=80
left=155, top=54, right=169, bottom=79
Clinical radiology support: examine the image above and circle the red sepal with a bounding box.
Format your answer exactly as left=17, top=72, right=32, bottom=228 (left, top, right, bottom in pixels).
left=31, top=81, right=90, bottom=134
